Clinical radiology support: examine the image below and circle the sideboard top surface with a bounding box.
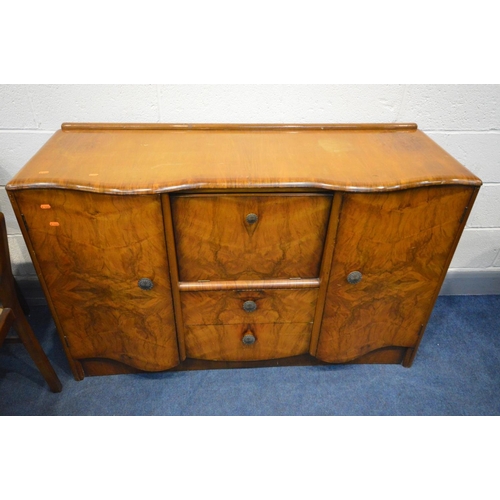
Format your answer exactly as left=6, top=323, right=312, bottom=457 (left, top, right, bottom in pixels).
left=6, top=123, right=481, bottom=194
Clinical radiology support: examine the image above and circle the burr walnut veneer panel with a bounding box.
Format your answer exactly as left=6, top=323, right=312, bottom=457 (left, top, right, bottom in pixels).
left=184, top=323, right=313, bottom=361
left=316, top=186, right=475, bottom=363
left=171, top=194, right=332, bottom=281
left=6, top=123, right=481, bottom=379
left=12, top=189, right=179, bottom=372
left=181, top=289, right=318, bottom=326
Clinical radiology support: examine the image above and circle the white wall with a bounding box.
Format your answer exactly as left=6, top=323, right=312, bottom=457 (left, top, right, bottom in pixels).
left=1, top=84, right=499, bottom=290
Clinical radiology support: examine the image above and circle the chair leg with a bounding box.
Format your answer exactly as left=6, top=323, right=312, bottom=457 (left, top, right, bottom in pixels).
left=14, top=278, right=30, bottom=316
left=0, top=212, right=62, bottom=392
left=0, top=308, right=15, bottom=345
left=13, top=310, right=62, bottom=393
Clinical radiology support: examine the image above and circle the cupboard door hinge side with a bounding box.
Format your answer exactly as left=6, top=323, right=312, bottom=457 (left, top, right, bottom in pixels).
left=21, top=214, right=29, bottom=232
left=459, top=205, right=469, bottom=224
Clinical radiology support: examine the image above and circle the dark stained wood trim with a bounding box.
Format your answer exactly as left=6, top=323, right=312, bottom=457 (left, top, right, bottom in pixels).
left=78, top=346, right=407, bottom=376
left=309, top=193, right=344, bottom=355
left=61, top=122, right=419, bottom=132
left=161, top=194, right=186, bottom=361
left=178, top=278, right=320, bottom=292
left=5, top=179, right=483, bottom=195
left=174, top=188, right=334, bottom=195
left=173, top=192, right=332, bottom=199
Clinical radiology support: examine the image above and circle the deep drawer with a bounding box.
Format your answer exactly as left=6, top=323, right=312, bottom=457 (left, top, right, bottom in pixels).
left=170, top=194, right=332, bottom=281
left=185, top=323, right=313, bottom=361
left=181, top=288, right=318, bottom=326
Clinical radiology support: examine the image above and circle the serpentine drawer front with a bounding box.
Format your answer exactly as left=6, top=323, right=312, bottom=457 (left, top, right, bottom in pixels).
left=171, top=194, right=332, bottom=281
left=6, top=123, right=481, bottom=380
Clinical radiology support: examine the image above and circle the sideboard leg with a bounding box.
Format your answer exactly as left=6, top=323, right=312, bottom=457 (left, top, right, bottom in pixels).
left=402, top=324, right=426, bottom=367
left=402, top=348, right=415, bottom=368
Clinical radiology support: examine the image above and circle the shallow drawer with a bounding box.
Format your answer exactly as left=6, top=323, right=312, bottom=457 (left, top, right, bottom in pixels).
left=181, top=288, right=318, bottom=326
left=170, top=194, right=332, bottom=281
left=185, top=323, right=312, bottom=361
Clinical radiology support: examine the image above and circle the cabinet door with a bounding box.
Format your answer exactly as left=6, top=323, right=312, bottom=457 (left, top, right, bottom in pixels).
left=315, top=186, right=474, bottom=363
left=14, top=189, right=179, bottom=372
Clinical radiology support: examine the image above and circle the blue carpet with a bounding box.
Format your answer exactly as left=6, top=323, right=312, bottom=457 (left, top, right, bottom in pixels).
left=0, top=295, right=499, bottom=415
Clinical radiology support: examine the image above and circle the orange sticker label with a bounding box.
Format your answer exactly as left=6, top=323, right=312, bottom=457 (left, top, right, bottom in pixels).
left=49, top=222, right=60, bottom=227
left=40, top=204, right=51, bottom=209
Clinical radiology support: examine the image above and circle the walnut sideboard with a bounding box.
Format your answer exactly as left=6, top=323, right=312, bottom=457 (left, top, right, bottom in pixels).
left=6, top=123, right=481, bottom=380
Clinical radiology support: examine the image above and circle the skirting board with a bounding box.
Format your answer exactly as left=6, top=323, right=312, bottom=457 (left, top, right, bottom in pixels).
left=439, top=269, right=500, bottom=296
left=12, top=269, right=500, bottom=308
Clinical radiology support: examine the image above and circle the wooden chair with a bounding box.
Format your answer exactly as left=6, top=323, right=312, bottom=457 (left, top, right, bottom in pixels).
left=0, top=212, right=62, bottom=392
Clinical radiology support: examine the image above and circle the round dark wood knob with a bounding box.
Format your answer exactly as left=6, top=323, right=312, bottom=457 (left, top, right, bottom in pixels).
left=138, top=278, right=154, bottom=290
left=347, top=271, right=362, bottom=284
left=245, top=213, right=258, bottom=224
left=242, top=333, right=256, bottom=345
left=243, top=300, right=257, bottom=312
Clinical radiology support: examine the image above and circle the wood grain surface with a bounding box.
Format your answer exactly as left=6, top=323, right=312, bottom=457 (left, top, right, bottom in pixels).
left=309, top=193, right=344, bottom=354
left=13, top=189, right=180, bottom=372
left=171, top=194, right=332, bottom=281
left=181, top=289, right=318, bottom=325
left=185, top=323, right=312, bottom=361
left=315, top=185, right=475, bottom=363
left=6, top=124, right=482, bottom=376
left=6, top=126, right=481, bottom=194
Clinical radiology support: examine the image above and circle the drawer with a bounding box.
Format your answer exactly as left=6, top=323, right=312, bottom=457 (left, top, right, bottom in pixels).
left=181, top=288, right=318, bottom=325
left=171, top=194, right=332, bottom=281
left=185, top=323, right=312, bottom=361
